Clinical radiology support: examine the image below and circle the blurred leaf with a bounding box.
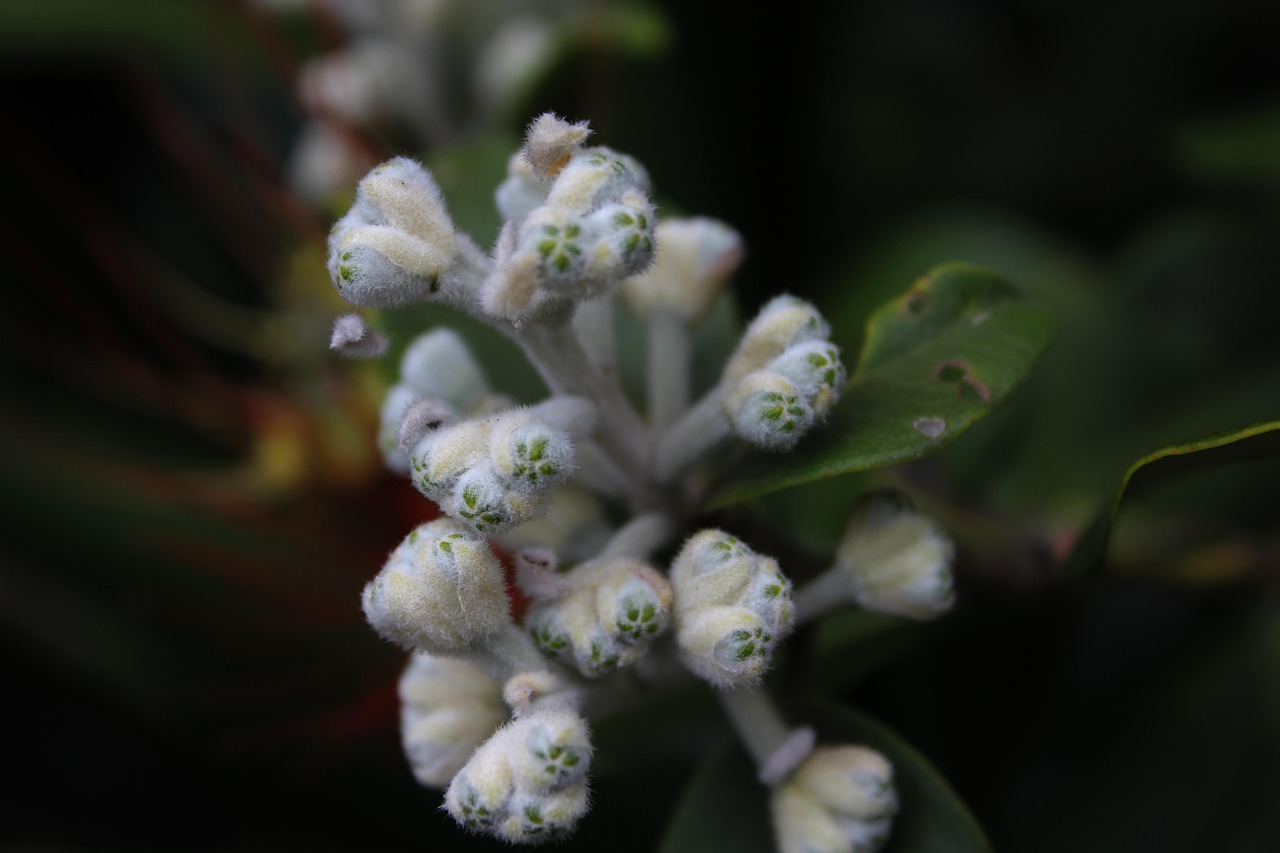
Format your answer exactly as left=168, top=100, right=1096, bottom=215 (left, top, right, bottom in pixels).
left=713, top=263, right=1052, bottom=505
left=807, top=699, right=994, bottom=853
left=1063, top=420, right=1280, bottom=577
left=1174, top=101, right=1280, bottom=183
left=657, top=737, right=775, bottom=853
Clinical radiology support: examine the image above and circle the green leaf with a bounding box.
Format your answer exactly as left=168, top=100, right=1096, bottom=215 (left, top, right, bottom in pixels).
left=1063, top=419, right=1280, bottom=577
left=713, top=263, right=1052, bottom=505
left=807, top=699, right=994, bottom=853
left=657, top=737, right=775, bottom=853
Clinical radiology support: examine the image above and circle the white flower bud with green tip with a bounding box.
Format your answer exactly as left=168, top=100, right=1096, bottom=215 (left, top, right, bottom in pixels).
left=445, top=729, right=516, bottom=835
left=487, top=409, right=579, bottom=494
left=679, top=605, right=777, bottom=687
left=545, top=148, right=651, bottom=215
left=361, top=519, right=510, bottom=653
left=400, top=327, right=491, bottom=413
left=498, top=782, right=591, bottom=844
left=796, top=490, right=956, bottom=622
left=722, top=295, right=832, bottom=388
left=768, top=339, right=846, bottom=420
left=585, top=198, right=656, bottom=280
left=773, top=745, right=898, bottom=853
left=449, top=464, right=541, bottom=534
left=327, top=157, right=459, bottom=308
left=724, top=369, right=815, bottom=451
left=408, top=418, right=491, bottom=498
left=671, top=531, right=794, bottom=688
left=399, top=652, right=504, bottom=789
left=507, top=709, right=592, bottom=791
left=445, top=707, right=594, bottom=844
left=621, top=217, right=744, bottom=324
left=523, top=557, right=672, bottom=678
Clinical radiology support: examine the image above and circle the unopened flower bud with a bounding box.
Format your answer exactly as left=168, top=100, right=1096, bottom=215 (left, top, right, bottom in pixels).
left=621, top=217, right=744, bottom=323
left=723, top=295, right=832, bottom=387
left=327, top=157, right=459, bottom=307
left=361, top=519, right=510, bottom=653
left=768, top=339, right=846, bottom=419
left=488, top=410, right=577, bottom=493
left=399, top=652, right=504, bottom=788
left=400, top=328, right=490, bottom=412
left=671, top=531, right=794, bottom=688
left=834, top=490, right=956, bottom=620
left=545, top=148, right=650, bottom=215
left=724, top=370, right=815, bottom=451
left=773, top=745, right=897, bottom=853
left=445, top=708, right=594, bottom=844
left=523, top=557, right=672, bottom=677
left=409, top=419, right=492, bottom=497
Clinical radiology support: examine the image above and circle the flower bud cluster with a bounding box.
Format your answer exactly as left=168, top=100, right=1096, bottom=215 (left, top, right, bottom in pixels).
left=522, top=554, right=673, bottom=678
left=671, top=530, right=795, bottom=688
left=361, top=518, right=510, bottom=653
left=445, top=709, right=593, bottom=844
left=327, top=157, right=461, bottom=308
left=722, top=295, right=846, bottom=451
left=772, top=746, right=899, bottom=853
left=399, top=651, right=505, bottom=788
left=325, top=114, right=968, bottom=851
left=406, top=404, right=581, bottom=534
left=483, top=114, right=657, bottom=319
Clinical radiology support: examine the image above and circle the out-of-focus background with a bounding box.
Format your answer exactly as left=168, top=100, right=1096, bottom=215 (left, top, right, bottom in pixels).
left=2, top=0, right=1278, bottom=849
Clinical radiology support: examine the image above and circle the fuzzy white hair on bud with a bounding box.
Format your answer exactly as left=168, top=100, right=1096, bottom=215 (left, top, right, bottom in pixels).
left=361, top=519, right=510, bottom=653
left=522, top=113, right=592, bottom=179
left=671, top=531, right=795, bottom=688
left=400, top=327, right=491, bottom=412
left=399, top=652, right=504, bottom=788
left=772, top=745, right=898, bottom=853
left=724, top=369, right=816, bottom=451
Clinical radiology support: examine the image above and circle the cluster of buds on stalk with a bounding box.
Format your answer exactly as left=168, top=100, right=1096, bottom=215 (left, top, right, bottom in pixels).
left=325, top=114, right=961, bottom=849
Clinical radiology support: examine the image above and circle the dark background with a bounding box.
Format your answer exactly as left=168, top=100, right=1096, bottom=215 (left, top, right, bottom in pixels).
left=3, top=0, right=1278, bottom=849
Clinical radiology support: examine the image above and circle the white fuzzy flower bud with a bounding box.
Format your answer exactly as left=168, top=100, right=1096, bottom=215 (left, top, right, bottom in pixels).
left=449, top=464, right=539, bottom=534
left=488, top=409, right=577, bottom=493
left=773, top=746, right=897, bottom=853
left=445, top=708, right=593, bottom=844
left=834, top=490, right=956, bottom=620
left=409, top=419, right=492, bottom=497
left=724, top=369, right=815, bottom=451
left=767, top=339, right=846, bottom=420
left=523, top=557, right=672, bottom=677
left=399, top=652, right=504, bottom=788
left=585, top=198, right=656, bottom=280
left=361, top=519, right=510, bottom=653
left=671, top=531, right=794, bottom=688
left=723, top=295, right=832, bottom=387
left=621, top=217, right=744, bottom=323
left=400, top=328, right=490, bottom=413
left=327, top=157, right=459, bottom=307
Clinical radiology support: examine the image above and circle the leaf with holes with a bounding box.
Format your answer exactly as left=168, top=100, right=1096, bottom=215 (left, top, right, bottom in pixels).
left=1062, top=419, right=1280, bottom=577
left=712, top=263, right=1052, bottom=505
